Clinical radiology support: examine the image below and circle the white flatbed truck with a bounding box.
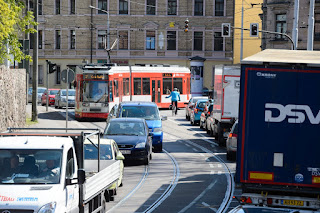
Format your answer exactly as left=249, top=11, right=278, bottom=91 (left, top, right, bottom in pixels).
left=0, top=128, right=121, bottom=213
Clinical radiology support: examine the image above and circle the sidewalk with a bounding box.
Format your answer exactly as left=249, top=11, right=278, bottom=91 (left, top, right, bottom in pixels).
left=25, top=104, right=87, bottom=129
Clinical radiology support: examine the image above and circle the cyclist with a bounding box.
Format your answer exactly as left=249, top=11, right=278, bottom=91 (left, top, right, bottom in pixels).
left=166, top=88, right=180, bottom=115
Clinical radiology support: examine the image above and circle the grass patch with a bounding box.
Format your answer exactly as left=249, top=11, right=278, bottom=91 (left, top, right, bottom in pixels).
left=26, top=116, right=38, bottom=126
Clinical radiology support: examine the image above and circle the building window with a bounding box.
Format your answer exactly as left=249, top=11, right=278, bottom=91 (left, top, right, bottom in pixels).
left=28, top=0, right=33, bottom=11
left=56, top=0, right=60, bottom=14
left=275, top=14, right=287, bottom=39
left=167, top=31, right=176, bottom=50
left=315, top=13, right=320, bottom=41
left=214, top=32, right=223, bottom=51
left=55, top=30, right=61, bottom=49
left=194, top=0, right=203, bottom=16
left=168, top=0, right=177, bottom=15
left=98, top=30, right=107, bottom=49
left=98, top=0, right=108, bottom=14
left=119, top=31, right=128, bottom=50
left=38, top=0, right=43, bottom=15
left=56, top=66, right=61, bottom=84
left=70, top=30, right=75, bottom=49
left=70, top=0, right=75, bottom=14
left=147, top=0, right=156, bottom=15
left=119, top=0, right=128, bottom=14
left=146, top=30, right=156, bottom=50
left=215, top=0, right=224, bottom=16
left=194, top=31, right=203, bottom=51
left=30, top=31, right=43, bottom=49
left=134, top=78, right=141, bottom=95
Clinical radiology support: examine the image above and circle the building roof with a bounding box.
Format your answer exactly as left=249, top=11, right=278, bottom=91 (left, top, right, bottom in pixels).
left=241, top=49, right=320, bottom=66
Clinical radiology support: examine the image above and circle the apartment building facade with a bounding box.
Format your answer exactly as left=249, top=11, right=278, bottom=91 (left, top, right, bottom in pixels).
left=261, top=0, right=320, bottom=50
left=26, top=0, right=235, bottom=94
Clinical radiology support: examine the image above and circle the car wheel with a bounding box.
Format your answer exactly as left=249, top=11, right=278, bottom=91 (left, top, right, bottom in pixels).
left=226, top=151, right=231, bottom=160
left=200, top=121, right=203, bottom=129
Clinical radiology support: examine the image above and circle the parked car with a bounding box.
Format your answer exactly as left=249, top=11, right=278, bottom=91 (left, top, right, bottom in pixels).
left=190, top=100, right=207, bottom=125
left=200, top=102, right=214, bottom=129
left=107, top=101, right=167, bottom=152
left=83, top=137, right=125, bottom=198
left=103, top=118, right=152, bottom=165
left=226, top=119, right=238, bottom=161
left=185, top=96, right=208, bottom=121
left=41, top=89, right=60, bottom=106
left=54, top=89, right=76, bottom=108
left=28, top=87, right=46, bottom=104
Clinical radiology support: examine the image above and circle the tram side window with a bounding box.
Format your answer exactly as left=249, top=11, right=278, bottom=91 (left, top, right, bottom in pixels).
left=143, top=78, right=150, bottom=95
left=134, top=78, right=141, bottom=95
left=163, top=78, right=172, bottom=95
left=109, top=81, right=113, bottom=101
left=123, top=78, right=129, bottom=95
left=173, top=78, right=183, bottom=94
left=114, top=80, right=119, bottom=97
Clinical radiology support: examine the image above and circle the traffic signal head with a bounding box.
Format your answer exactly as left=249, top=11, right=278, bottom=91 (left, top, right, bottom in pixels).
left=184, top=18, right=189, bottom=33
left=250, top=23, right=259, bottom=37
left=48, top=62, right=57, bottom=73
left=222, top=23, right=230, bottom=37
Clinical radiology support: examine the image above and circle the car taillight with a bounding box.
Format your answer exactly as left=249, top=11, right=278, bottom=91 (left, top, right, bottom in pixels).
left=229, top=133, right=238, bottom=138
left=240, top=196, right=252, bottom=204
left=207, top=111, right=210, bottom=115
left=267, top=198, right=273, bottom=205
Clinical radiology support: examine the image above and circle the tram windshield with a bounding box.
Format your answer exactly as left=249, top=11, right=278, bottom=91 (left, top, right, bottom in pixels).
left=82, top=80, right=109, bottom=103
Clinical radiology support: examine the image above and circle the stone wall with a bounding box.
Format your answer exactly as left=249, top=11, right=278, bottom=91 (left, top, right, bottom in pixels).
left=0, top=66, right=26, bottom=131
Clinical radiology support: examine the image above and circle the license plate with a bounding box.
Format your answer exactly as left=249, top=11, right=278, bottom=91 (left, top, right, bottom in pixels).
left=281, top=199, right=304, bottom=206
left=120, top=150, right=131, bottom=155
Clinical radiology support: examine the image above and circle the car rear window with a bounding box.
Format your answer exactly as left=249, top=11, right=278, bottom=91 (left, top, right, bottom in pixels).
left=120, top=106, right=160, bottom=120
left=105, top=121, right=146, bottom=136
left=198, top=102, right=206, bottom=108
left=233, top=123, right=238, bottom=134
left=49, top=90, right=59, bottom=95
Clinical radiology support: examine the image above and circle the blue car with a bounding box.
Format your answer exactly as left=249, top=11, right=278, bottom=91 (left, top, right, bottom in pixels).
left=107, top=102, right=167, bottom=152
left=190, top=99, right=207, bottom=125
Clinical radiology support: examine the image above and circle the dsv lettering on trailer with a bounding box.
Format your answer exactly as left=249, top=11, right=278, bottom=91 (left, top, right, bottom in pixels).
left=265, top=103, right=320, bottom=124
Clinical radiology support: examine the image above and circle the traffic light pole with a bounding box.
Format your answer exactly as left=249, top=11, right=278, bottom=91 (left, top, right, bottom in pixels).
left=46, top=60, right=49, bottom=112
left=232, top=27, right=295, bottom=50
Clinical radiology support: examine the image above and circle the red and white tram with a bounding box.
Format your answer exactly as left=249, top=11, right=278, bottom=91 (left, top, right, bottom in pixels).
left=74, top=64, right=191, bottom=120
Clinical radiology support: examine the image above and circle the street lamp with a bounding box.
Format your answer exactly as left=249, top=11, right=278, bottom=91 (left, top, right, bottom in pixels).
left=89, top=5, right=110, bottom=50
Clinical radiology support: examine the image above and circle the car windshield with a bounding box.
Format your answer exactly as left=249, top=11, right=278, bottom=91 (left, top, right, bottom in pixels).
left=49, top=90, right=59, bottom=95
left=197, top=102, right=206, bottom=108
left=61, top=90, right=75, bottom=96
left=38, top=88, right=46, bottom=93
left=0, top=149, right=62, bottom=184
left=84, top=144, right=113, bottom=160
left=120, top=106, right=160, bottom=120
left=104, top=121, right=146, bottom=136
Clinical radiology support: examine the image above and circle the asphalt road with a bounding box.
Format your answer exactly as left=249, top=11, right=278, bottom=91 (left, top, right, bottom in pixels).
left=30, top=105, right=240, bottom=213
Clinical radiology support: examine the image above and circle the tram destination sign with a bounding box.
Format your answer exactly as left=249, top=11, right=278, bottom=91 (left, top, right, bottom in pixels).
left=84, top=74, right=108, bottom=80
left=162, top=73, right=173, bottom=77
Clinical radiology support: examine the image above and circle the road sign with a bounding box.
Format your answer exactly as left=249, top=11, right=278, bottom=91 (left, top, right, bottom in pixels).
left=61, top=69, right=75, bottom=83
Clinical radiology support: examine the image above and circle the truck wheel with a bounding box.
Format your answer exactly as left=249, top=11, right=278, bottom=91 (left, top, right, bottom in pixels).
left=100, top=197, right=106, bottom=213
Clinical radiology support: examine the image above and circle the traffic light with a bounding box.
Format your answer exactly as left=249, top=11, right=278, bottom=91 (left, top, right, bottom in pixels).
left=250, top=23, right=259, bottom=37
left=184, top=18, right=189, bottom=33
left=222, top=23, right=231, bottom=37
left=48, top=61, right=57, bottom=73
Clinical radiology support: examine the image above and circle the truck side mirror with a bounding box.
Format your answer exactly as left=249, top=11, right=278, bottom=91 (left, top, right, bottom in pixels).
left=78, top=169, right=85, bottom=184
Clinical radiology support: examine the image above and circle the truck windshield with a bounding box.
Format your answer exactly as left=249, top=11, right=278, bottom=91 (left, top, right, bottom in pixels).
left=0, top=149, right=62, bottom=184
left=82, top=80, right=109, bottom=103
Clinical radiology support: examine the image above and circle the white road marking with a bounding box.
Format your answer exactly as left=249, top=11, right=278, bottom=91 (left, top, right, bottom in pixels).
left=192, top=148, right=198, bottom=152
left=202, top=202, right=218, bottom=212
left=178, top=180, right=218, bottom=213
left=185, top=144, right=191, bottom=147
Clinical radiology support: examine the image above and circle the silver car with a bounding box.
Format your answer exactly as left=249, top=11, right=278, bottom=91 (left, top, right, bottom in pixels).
left=54, top=89, right=76, bottom=108
left=226, top=119, right=238, bottom=161
left=28, top=87, right=46, bottom=104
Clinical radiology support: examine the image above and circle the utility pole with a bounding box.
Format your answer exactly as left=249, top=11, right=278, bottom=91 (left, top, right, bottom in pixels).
left=25, top=2, right=30, bottom=105
left=32, top=0, right=38, bottom=121
left=292, top=0, right=299, bottom=50
left=240, top=0, right=244, bottom=61
left=308, top=0, right=315, bottom=51
left=90, top=0, right=93, bottom=63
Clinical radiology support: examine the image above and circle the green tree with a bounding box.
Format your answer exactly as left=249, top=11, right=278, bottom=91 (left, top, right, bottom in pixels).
left=0, top=0, right=37, bottom=64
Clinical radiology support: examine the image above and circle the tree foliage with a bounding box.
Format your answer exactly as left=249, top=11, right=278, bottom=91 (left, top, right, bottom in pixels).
left=0, top=0, right=37, bottom=64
